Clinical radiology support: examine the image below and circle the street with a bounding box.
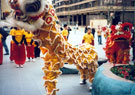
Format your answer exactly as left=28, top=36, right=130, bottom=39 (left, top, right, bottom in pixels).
left=0, top=26, right=133, bottom=95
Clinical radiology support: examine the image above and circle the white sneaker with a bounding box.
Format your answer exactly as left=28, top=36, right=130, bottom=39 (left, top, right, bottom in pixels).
left=80, top=79, right=86, bottom=85
left=32, top=59, right=36, bottom=62
left=20, top=65, right=23, bottom=68
left=89, top=86, right=92, bottom=92
left=16, top=65, right=19, bottom=68
left=26, top=59, right=30, bottom=62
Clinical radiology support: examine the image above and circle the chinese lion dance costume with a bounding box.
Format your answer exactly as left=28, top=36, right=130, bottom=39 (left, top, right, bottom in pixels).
left=104, top=22, right=132, bottom=65
left=0, top=0, right=98, bottom=95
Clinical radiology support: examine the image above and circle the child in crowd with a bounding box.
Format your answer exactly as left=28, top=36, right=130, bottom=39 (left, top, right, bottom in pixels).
left=34, top=40, right=41, bottom=58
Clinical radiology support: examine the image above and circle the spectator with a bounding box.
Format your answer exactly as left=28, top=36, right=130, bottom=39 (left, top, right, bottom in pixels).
left=0, top=27, right=9, bottom=55
left=84, top=26, right=87, bottom=33
left=131, top=30, right=135, bottom=61
left=104, top=27, right=110, bottom=39
left=82, top=27, right=94, bottom=46
left=67, top=26, right=72, bottom=39
left=75, top=23, right=78, bottom=30
left=34, top=40, right=41, bottom=58
left=97, top=27, right=102, bottom=45
left=62, top=24, right=69, bottom=41
left=92, top=27, right=96, bottom=37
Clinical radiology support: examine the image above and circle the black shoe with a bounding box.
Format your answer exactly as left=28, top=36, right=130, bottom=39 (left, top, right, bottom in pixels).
left=4, top=53, right=9, bottom=55
left=89, top=86, right=92, bottom=92
left=80, top=79, right=87, bottom=85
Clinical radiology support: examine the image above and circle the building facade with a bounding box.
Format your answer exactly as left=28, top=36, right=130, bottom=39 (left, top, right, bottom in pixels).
left=52, top=0, right=135, bottom=27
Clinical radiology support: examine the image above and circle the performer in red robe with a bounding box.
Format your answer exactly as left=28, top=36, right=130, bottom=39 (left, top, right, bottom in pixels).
left=9, top=28, right=15, bottom=61
left=11, top=27, right=26, bottom=68
left=0, top=33, right=3, bottom=65
left=25, top=31, right=35, bottom=62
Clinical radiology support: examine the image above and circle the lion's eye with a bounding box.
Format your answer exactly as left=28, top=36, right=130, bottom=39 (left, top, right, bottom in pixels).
left=25, top=0, right=41, bottom=13
left=123, top=26, right=129, bottom=31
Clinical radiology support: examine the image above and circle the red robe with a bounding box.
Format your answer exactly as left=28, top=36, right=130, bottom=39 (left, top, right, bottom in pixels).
left=10, top=41, right=15, bottom=61
left=13, top=43, right=26, bottom=65
left=11, top=29, right=26, bottom=65
left=0, top=41, right=3, bottom=64
left=26, top=43, right=35, bottom=58
left=25, top=32, right=35, bottom=59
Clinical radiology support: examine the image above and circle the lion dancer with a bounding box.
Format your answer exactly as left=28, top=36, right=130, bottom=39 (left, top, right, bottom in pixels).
left=9, top=27, right=16, bottom=62
left=75, top=44, right=98, bottom=90
left=25, top=31, right=35, bottom=62
left=7, top=0, right=98, bottom=95
left=77, top=27, right=96, bottom=89
left=82, top=27, right=94, bottom=45
left=11, top=27, right=26, bottom=68
left=0, top=31, right=3, bottom=65
left=104, top=22, right=132, bottom=65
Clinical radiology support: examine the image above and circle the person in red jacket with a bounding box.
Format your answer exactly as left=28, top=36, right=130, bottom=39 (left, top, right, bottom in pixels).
left=11, top=27, right=26, bottom=68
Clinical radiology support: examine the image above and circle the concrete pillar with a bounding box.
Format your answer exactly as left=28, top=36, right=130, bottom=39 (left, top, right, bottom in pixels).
left=73, top=15, right=77, bottom=25
left=67, top=15, right=70, bottom=25
left=78, top=15, right=82, bottom=26
left=72, top=15, right=74, bottom=25
left=76, top=15, right=78, bottom=25
left=81, top=14, right=84, bottom=26
left=86, top=14, right=90, bottom=26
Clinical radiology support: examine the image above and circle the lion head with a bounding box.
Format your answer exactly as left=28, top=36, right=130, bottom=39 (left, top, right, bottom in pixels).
left=110, top=22, right=132, bottom=41
left=3, top=0, right=53, bottom=31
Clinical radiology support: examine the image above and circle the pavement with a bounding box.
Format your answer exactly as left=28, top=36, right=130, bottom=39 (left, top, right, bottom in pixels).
left=0, top=26, right=134, bottom=95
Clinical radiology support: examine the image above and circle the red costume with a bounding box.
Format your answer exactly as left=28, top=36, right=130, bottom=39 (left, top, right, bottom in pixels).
left=0, top=34, right=3, bottom=65
left=9, top=30, right=15, bottom=61
left=25, top=32, right=35, bottom=59
left=9, top=41, right=15, bottom=61
left=11, top=28, right=26, bottom=66
left=104, top=22, right=132, bottom=64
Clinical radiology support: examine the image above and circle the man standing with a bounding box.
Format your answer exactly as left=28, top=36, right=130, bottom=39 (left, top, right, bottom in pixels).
left=92, top=27, right=95, bottom=38
left=0, top=27, right=9, bottom=55
left=131, top=29, right=135, bottom=61
left=62, top=24, right=69, bottom=41
left=97, top=27, right=102, bottom=45
left=82, top=27, right=94, bottom=45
